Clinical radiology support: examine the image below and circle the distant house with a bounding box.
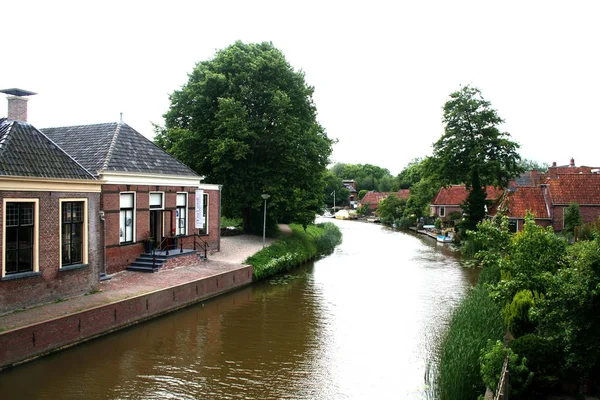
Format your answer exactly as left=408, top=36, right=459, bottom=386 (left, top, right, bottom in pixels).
left=490, top=159, right=600, bottom=232
left=342, top=180, right=358, bottom=207
left=359, top=190, right=410, bottom=212
left=43, top=121, right=222, bottom=275
left=0, top=90, right=102, bottom=313
left=430, top=185, right=504, bottom=219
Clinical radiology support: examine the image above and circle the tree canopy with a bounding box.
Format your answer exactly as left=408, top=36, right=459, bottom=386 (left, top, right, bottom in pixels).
left=155, top=41, right=333, bottom=231
left=429, top=85, right=523, bottom=230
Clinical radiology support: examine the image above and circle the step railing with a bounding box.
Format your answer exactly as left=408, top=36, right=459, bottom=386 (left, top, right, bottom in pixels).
left=150, top=234, right=210, bottom=269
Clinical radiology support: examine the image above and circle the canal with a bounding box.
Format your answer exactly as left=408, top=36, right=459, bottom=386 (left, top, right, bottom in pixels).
left=0, top=219, right=478, bottom=400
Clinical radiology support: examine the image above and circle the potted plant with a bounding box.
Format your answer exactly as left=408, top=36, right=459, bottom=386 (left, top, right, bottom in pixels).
left=142, top=231, right=153, bottom=253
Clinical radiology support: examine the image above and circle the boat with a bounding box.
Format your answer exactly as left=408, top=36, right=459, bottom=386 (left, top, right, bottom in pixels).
left=436, top=235, right=453, bottom=243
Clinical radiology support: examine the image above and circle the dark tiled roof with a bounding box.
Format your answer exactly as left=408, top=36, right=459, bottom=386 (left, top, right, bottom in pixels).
left=0, top=118, right=95, bottom=180
left=431, top=185, right=504, bottom=205
left=43, top=122, right=199, bottom=178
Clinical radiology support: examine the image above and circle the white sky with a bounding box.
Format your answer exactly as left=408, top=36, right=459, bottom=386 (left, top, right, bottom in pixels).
left=2, top=0, right=599, bottom=175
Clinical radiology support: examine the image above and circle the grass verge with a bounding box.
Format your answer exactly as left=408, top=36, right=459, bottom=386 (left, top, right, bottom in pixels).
left=246, top=222, right=342, bottom=281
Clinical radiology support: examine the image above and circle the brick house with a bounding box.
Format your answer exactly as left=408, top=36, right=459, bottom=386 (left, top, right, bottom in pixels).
left=430, top=185, right=504, bottom=219
left=342, top=180, right=358, bottom=207
left=43, top=122, right=222, bottom=275
left=0, top=98, right=102, bottom=313
left=491, top=187, right=553, bottom=232
left=359, top=190, right=411, bottom=212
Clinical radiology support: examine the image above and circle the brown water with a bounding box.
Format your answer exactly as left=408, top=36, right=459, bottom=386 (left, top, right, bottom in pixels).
left=0, top=219, right=478, bottom=400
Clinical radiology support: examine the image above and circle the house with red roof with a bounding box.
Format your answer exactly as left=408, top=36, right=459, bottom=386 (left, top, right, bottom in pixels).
left=359, top=190, right=411, bottom=212
left=490, top=168, right=600, bottom=232
left=430, top=185, right=504, bottom=220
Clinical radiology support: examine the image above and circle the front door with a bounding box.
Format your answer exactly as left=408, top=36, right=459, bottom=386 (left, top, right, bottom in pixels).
left=149, top=210, right=162, bottom=249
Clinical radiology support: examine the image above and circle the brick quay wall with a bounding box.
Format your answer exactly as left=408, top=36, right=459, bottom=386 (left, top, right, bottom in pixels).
left=0, top=266, right=252, bottom=370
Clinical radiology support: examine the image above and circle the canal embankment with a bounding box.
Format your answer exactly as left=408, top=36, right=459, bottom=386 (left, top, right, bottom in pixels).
left=0, top=230, right=276, bottom=371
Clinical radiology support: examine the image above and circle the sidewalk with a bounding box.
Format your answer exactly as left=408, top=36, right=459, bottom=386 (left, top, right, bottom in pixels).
left=0, top=233, right=273, bottom=333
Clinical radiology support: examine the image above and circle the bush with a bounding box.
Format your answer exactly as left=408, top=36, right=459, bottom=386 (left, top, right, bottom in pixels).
left=510, top=334, right=562, bottom=392
left=246, top=222, right=341, bottom=281
left=434, top=217, right=442, bottom=229
left=480, top=340, right=533, bottom=397
left=503, top=290, right=536, bottom=338
left=395, top=216, right=413, bottom=229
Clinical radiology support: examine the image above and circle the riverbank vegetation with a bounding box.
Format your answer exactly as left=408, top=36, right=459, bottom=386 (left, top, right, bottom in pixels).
left=437, top=215, right=600, bottom=399
left=246, top=222, right=342, bottom=281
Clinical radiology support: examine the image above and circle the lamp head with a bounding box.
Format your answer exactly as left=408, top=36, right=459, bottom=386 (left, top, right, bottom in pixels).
left=261, top=194, right=270, bottom=200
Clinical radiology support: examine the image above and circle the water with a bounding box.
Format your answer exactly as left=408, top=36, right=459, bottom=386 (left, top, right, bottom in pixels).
left=0, top=219, right=478, bottom=399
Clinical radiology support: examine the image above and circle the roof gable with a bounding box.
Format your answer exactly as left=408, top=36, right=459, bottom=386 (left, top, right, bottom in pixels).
left=0, top=118, right=95, bottom=180
left=43, top=122, right=199, bottom=178
left=360, top=191, right=392, bottom=204
left=495, top=187, right=550, bottom=219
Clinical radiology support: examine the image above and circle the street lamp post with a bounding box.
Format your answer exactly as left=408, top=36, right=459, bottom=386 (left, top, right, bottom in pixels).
left=261, top=194, right=270, bottom=248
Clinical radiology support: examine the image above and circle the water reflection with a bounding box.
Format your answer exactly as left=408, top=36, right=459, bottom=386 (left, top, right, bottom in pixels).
left=0, top=219, right=478, bottom=400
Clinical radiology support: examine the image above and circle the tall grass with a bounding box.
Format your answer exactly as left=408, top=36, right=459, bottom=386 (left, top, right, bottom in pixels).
left=246, top=222, right=342, bottom=281
left=435, top=274, right=504, bottom=400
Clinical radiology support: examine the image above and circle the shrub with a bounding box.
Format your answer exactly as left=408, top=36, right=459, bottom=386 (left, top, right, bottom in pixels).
left=503, top=290, right=536, bottom=338
left=510, top=334, right=562, bottom=392
left=480, top=340, right=533, bottom=397
left=396, top=216, right=413, bottom=229
left=434, top=217, right=442, bottom=229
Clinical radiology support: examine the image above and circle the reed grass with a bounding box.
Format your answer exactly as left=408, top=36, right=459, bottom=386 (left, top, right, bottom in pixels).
left=435, top=276, right=504, bottom=400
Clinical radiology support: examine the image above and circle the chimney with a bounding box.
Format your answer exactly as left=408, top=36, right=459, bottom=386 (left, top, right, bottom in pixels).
left=552, top=161, right=557, bottom=167
left=0, top=88, right=37, bottom=122
left=570, top=157, right=575, bottom=167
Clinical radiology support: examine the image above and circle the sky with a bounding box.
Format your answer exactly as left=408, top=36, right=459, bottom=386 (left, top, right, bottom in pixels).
left=2, top=0, right=599, bottom=175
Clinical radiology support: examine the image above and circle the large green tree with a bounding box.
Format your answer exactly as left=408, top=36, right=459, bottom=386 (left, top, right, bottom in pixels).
left=156, top=41, right=333, bottom=232
left=429, top=85, right=523, bottom=230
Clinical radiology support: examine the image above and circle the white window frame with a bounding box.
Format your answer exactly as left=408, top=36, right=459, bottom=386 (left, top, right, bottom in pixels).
left=439, top=206, right=446, bottom=217
left=199, top=193, right=209, bottom=235
left=2, top=198, right=39, bottom=278
left=59, top=198, right=88, bottom=267
left=176, top=192, right=188, bottom=236
left=120, top=192, right=136, bottom=244
left=149, top=192, right=164, bottom=210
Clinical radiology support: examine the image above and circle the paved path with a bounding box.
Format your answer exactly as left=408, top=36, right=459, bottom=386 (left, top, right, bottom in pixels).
left=0, top=231, right=280, bottom=333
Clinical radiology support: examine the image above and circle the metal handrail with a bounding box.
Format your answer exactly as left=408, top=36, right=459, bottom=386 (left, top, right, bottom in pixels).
left=150, top=234, right=209, bottom=268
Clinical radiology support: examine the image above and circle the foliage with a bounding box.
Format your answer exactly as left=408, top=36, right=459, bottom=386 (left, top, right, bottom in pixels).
left=247, top=222, right=342, bottom=281
left=534, top=235, right=600, bottom=375
left=355, top=203, right=371, bottom=215
left=358, top=189, right=368, bottom=200
left=491, top=213, right=567, bottom=305
left=323, top=170, right=350, bottom=207
left=221, top=216, right=243, bottom=229
left=519, top=158, right=550, bottom=172
left=376, top=195, right=406, bottom=224
left=434, top=217, right=442, bottom=229
left=377, top=174, right=394, bottom=192
left=502, top=290, right=535, bottom=338
left=464, top=216, right=511, bottom=268
left=563, top=201, right=582, bottom=235
left=428, top=85, right=523, bottom=229
left=402, top=158, right=441, bottom=219
left=156, top=41, right=333, bottom=232
left=396, top=216, right=414, bottom=229
left=396, top=157, right=424, bottom=189
left=480, top=340, right=533, bottom=397
left=510, top=334, right=562, bottom=391
left=436, top=283, right=504, bottom=400
left=329, top=162, right=392, bottom=192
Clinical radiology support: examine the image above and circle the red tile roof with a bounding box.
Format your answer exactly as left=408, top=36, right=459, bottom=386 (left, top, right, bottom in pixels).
left=431, top=185, right=504, bottom=206
left=360, top=191, right=392, bottom=206
left=396, top=189, right=410, bottom=199
left=495, top=187, right=550, bottom=219
left=548, top=174, right=600, bottom=205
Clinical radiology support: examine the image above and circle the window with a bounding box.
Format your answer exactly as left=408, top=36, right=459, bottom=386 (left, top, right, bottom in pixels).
left=199, top=193, right=209, bottom=235
left=176, top=193, right=187, bottom=235
left=439, top=206, right=446, bottom=217
left=5, top=202, right=35, bottom=275
left=149, top=192, right=163, bottom=210
left=61, top=201, right=85, bottom=266
left=508, top=219, right=518, bottom=233
left=120, top=193, right=135, bottom=243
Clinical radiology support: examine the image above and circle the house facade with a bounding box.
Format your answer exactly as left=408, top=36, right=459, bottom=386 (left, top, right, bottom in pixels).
left=0, top=113, right=102, bottom=313
left=430, top=185, right=504, bottom=219
left=43, top=122, right=222, bottom=275
left=359, top=190, right=411, bottom=212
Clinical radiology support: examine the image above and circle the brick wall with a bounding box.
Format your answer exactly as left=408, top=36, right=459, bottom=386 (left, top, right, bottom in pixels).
left=102, top=185, right=221, bottom=273
left=0, top=191, right=102, bottom=314
left=552, top=205, right=600, bottom=231
left=0, top=265, right=252, bottom=369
